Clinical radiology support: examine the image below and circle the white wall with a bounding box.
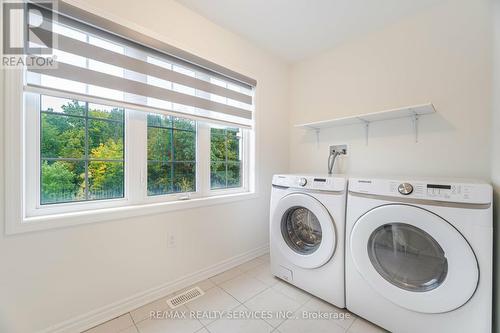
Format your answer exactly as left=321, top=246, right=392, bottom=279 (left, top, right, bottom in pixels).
left=289, top=0, right=496, bottom=331
left=1, top=0, right=497, bottom=332
left=0, top=1, right=289, bottom=332
left=289, top=0, right=492, bottom=181
left=492, top=1, right=500, bottom=332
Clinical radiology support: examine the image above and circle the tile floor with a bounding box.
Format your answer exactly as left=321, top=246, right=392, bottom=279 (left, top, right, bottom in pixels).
left=84, top=254, right=387, bottom=333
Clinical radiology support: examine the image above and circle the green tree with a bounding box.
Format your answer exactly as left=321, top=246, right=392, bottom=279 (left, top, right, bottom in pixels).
left=146, top=115, right=197, bottom=194
left=88, top=140, right=124, bottom=197
left=210, top=128, right=241, bottom=188
left=41, top=99, right=124, bottom=202
left=41, top=161, right=80, bottom=203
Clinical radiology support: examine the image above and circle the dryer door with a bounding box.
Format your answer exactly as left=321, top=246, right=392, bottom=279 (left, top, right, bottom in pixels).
left=350, top=204, right=479, bottom=313
left=272, top=193, right=337, bottom=269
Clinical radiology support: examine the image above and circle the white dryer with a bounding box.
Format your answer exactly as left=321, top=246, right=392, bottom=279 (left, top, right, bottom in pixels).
left=346, top=177, right=492, bottom=333
left=270, top=174, right=347, bottom=308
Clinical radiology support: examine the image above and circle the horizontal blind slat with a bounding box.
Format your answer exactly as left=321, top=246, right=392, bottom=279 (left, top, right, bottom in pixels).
left=26, top=4, right=255, bottom=127
left=31, top=27, right=253, bottom=105
left=29, top=2, right=257, bottom=88
left=28, top=60, right=252, bottom=120
left=25, top=84, right=252, bottom=128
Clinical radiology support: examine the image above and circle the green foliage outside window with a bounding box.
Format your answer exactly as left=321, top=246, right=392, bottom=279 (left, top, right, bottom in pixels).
left=147, top=114, right=196, bottom=195
left=40, top=95, right=244, bottom=204
left=40, top=96, right=124, bottom=204
left=210, top=128, right=242, bottom=189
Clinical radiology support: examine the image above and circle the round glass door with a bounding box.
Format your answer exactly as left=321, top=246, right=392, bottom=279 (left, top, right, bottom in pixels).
left=349, top=204, right=479, bottom=313
left=281, top=207, right=322, bottom=255
left=272, top=193, right=336, bottom=268
left=368, top=223, right=448, bottom=292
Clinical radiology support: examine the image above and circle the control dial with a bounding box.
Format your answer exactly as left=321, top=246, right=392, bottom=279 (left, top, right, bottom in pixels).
left=298, top=177, right=307, bottom=187
left=398, top=183, right=414, bottom=195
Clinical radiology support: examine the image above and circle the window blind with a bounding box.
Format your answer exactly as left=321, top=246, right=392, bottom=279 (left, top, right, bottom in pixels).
left=25, top=3, right=255, bottom=128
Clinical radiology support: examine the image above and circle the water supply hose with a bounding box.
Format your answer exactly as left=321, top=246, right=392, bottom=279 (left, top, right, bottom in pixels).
left=328, top=150, right=340, bottom=175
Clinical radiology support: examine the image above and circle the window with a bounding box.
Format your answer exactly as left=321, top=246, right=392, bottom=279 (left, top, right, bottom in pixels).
left=40, top=96, right=125, bottom=204
left=210, top=127, right=242, bottom=189
left=4, top=3, right=256, bottom=233
left=147, top=114, right=196, bottom=195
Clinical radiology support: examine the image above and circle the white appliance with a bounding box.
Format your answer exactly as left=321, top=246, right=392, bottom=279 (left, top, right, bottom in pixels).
left=346, top=177, right=493, bottom=333
left=270, top=174, right=347, bottom=307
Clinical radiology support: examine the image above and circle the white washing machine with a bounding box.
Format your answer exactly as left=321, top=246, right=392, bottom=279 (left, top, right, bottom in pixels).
left=346, top=177, right=493, bottom=333
left=270, top=174, right=347, bottom=308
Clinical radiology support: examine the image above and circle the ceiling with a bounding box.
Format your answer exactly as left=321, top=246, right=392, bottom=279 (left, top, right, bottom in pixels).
left=175, top=0, right=442, bottom=62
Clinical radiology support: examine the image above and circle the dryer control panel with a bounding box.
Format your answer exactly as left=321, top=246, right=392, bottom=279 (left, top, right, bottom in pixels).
left=390, top=182, right=473, bottom=200
left=350, top=177, right=492, bottom=205
left=272, top=174, right=346, bottom=192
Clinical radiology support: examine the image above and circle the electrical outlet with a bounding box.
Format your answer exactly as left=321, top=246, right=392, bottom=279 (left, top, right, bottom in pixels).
left=167, top=232, right=176, bottom=248
left=329, top=144, right=348, bottom=155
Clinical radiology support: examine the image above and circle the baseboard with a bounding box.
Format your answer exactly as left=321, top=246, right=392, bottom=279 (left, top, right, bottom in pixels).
left=39, top=244, right=270, bottom=333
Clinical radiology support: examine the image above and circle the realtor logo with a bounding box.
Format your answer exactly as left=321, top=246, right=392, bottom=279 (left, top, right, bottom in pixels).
left=2, top=0, right=57, bottom=67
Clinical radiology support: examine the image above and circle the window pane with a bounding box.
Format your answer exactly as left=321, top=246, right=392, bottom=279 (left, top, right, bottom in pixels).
left=227, top=130, right=241, bottom=162
left=148, top=162, right=171, bottom=195
left=148, top=127, right=172, bottom=161
left=88, top=161, right=124, bottom=200
left=173, top=130, right=196, bottom=161
left=147, top=113, right=196, bottom=196
left=211, top=128, right=225, bottom=136
left=173, top=162, right=196, bottom=192
left=210, top=162, right=226, bottom=189
left=41, top=95, right=85, bottom=115
left=210, top=127, right=243, bottom=190
left=148, top=113, right=172, bottom=128
left=39, top=95, right=125, bottom=205
left=88, top=103, right=124, bottom=121
left=172, top=117, right=196, bottom=131
left=227, top=162, right=241, bottom=188
left=88, top=119, right=124, bottom=159
left=210, top=132, right=226, bottom=161
left=41, top=113, right=85, bottom=158
left=41, top=160, right=85, bottom=204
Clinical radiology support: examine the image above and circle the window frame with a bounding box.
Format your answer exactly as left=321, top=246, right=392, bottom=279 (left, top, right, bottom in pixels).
left=24, top=92, right=133, bottom=217
left=209, top=126, right=245, bottom=191
left=39, top=101, right=127, bottom=204
left=4, top=67, right=256, bottom=234
left=145, top=114, right=198, bottom=198
left=205, top=123, right=250, bottom=197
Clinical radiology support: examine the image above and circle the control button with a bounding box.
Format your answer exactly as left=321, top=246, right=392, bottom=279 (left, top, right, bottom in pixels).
left=298, top=177, right=307, bottom=187
left=398, top=183, right=414, bottom=195
left=414, top=184, right=424, bottom=195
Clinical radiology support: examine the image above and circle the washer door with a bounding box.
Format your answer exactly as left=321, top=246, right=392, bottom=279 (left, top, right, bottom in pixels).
left=272, top=193, right=336, bottom=269
left=350, top=204, right=478, bottom=313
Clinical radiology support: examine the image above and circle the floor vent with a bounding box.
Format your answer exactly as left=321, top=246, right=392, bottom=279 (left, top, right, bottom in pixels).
left=167, top=287, right=204, bottom=309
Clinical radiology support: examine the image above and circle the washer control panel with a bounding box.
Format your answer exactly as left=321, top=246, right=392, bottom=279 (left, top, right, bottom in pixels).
left=272, top=174, right=346, bottom=192
left=350, top=177, right=492, bottom=205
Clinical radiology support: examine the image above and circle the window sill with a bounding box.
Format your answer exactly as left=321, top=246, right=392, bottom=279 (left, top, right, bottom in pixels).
left=6, top=191, right=259, bottom=235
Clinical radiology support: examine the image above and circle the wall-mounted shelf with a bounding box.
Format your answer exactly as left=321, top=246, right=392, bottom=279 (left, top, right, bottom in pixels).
left=295, top=103, right=436, bottom=144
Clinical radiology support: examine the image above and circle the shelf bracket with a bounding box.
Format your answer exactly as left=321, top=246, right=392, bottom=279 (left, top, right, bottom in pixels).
left=314, top=128, right=320, bottom=147
left=412, top=112, right=419, bottom=143
left=362, top=120, right=370, bottom=145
